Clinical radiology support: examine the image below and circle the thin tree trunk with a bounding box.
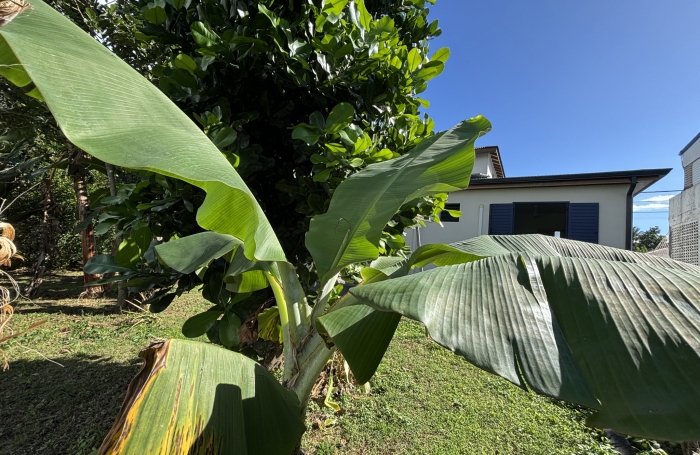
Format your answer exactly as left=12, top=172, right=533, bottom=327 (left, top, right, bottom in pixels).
left=25, top=176, right=57, bottom=298
left=105, top=163, right=127, bottom=308
left=682, top=442, right=700, bottom=455
left=72, top=150, right=104, bottom=297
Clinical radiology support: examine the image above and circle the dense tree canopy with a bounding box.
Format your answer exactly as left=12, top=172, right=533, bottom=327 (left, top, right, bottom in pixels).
left=74, top=0, right=453, bottom=313
left=2, top=0, right=453, bottom=344
left=100, top=0, right=448, bottom=278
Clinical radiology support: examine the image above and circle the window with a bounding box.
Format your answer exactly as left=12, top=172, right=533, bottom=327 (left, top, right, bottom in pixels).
left=488, top=202, right=599, bottom=243
left=440, top=203, right=460, bottom=222
left=513, top=202, right=568, bottom=237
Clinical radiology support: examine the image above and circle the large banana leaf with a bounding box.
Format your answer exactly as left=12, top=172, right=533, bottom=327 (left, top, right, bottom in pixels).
left=0, top=0, right=284, bottom=262
left=350, top=235, right=700, bottom=441
left=99, top=339, right=304, bottom=455
left=306, top=116, right=491, bottom=282
left=321, top=235, right=700, bottom=387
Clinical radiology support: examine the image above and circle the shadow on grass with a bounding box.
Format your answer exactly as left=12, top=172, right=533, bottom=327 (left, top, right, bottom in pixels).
left=11, top=270, right=122, bottom=316
left=16, top=304, right=122, bottom=316
left=15, top=269, right=117, bottom=302
left=0, top=354, right=141, bottom=455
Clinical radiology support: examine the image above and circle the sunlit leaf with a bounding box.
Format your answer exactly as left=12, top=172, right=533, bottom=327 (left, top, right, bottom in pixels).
left=155, top=232, right=241, bottom=274
left=306, top=117, right=491, bottom=282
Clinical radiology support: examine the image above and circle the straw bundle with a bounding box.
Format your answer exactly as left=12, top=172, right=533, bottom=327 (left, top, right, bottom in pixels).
left=0, top=0, right=30, bottom=27
left=0, top=222, right=24, bottom=370
left=0, top=222, right=21, bottom=267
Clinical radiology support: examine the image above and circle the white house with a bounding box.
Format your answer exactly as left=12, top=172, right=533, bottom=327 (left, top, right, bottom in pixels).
left=669, top=133, right=700, bottom=264
left=406, top=146, right=670, bottom=251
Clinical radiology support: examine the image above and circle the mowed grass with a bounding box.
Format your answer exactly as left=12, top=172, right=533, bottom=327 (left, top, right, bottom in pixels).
left=0, top=271, right=212, bottom=455
left=302, top=320, right=615, bottom=455
left=1, top=271, right=616, bottom=455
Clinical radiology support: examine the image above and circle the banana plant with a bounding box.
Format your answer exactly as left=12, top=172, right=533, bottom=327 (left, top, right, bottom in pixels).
left=2, top=2, right=700, bottom=454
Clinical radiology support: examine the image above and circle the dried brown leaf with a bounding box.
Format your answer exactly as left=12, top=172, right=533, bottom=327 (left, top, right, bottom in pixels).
left=0, top=0, right=30, bottom=27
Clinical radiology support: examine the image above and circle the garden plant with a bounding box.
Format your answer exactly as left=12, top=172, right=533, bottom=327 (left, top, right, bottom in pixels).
left=2, top=1, right=700, bottom=454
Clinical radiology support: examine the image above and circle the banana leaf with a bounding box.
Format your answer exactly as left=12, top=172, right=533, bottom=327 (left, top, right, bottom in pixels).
left=350, top=235, right=700, bottom=441
left=99, top=339, right=304, bottom=455
left=306, top=116, right=491, bottom=283
left=316, top=241, right=486, bottom=384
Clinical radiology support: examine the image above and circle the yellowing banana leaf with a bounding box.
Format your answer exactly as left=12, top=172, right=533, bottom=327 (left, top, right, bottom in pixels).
left=0, top=0, right=284, bottom=262
left=99, top=339, right=304, bottom=455
left=351, top=236, right=700, bottom=441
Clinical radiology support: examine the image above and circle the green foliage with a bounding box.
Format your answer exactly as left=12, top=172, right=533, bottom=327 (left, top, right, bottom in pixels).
left=81, top=0, right=456, bottom=348
left=122, top=0, right=447, bottom=280
left=0, top=79, right=99, bottom=269
left=6, top=0, right=700, bottom=451
left=5, top=0, right=455, bottom=326
left=633, top=225, right=664, bottom=252
left=0, top=0, right=162, bottom=270
left=306, top=117, right=489, bottom=282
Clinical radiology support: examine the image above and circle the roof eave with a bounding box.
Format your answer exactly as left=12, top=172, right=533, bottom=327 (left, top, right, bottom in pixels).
left=679, top=132, right=700, bottom=156
left=467, top=168, right=671, bottom=196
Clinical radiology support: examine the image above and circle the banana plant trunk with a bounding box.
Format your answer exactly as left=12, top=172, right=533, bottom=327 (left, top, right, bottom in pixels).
left=71, top=150, right=103, bottom=296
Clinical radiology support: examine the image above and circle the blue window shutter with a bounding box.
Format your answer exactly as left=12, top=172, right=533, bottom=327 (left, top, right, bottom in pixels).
left=568, top=203, right=599, bottom=243
left=489, top=204, right=513, bottom=235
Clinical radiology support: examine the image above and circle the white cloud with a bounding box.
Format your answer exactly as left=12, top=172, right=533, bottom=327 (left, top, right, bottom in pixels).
left=633, top=202, right=669, bottom=212
left=639, top=194, right=676, bottom=202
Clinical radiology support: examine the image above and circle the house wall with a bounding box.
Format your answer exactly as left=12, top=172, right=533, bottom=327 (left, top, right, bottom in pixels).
left=681, top=140, right=700, bottom=188
left=682, top=139, right=700, bottom=169
left=472, top=153, right=494, bottom=177
left=406, top=183, right=630, bottom=249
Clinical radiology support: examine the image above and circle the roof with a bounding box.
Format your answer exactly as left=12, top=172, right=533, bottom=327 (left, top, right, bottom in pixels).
left=679, top=132, right=700, bottom=156
left=475, top=146, right=505, bottom=178
left=467, top=168, right=671, bottom=196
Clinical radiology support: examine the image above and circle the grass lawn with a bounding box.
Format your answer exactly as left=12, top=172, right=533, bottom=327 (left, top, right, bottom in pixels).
left=1, top=271, right=618, bottom=455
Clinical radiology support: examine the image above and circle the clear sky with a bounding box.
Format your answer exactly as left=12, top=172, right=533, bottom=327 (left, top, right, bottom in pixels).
left=422, top=0, right=700, bottom=233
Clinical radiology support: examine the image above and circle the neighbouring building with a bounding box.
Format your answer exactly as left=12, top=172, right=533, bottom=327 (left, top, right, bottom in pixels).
left=406, top=146, right=671, bottom=251
left=669, top=133, right=700, bottom=264
left=647, top=235, right=669, bottom=258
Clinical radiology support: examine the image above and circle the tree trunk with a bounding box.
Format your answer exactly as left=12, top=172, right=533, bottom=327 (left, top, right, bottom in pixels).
left=105, top=163, right=127, bottom=308
left=25, top=176, right=57, bottom=298
left=72, top=150, right=104, bottom=297
left=682, top=442, right=700, bottom=455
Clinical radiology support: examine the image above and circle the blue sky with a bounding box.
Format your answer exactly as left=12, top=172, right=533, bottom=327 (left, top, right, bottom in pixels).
left=422, top=0, right=700, bottom=233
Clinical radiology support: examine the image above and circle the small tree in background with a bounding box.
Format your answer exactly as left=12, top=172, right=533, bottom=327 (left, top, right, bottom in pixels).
left=633, top=226, right=664, bottom=252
